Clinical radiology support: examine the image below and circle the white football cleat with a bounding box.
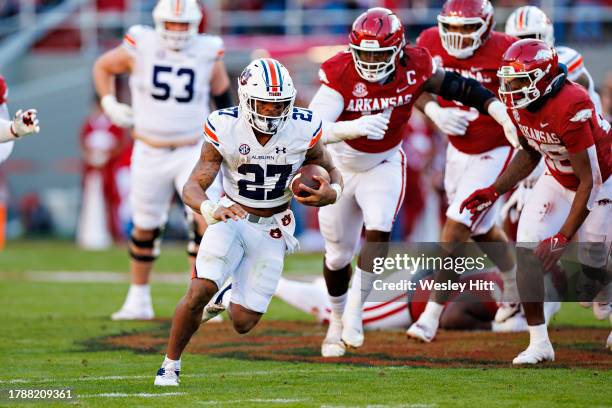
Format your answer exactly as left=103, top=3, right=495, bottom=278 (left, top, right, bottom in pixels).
left=512, top=341, right=555, bottom=365
left=321, top=316, right=346, bottom=357
left=202, top=303, right=225, bottom=323
left=341, top=311, right=364, bottom=348
left=321, top=336, right=346, bottom=358
left=494, top=302, right=521, bottom=323
left=492, top=312, right=528, bottom=333
left=406, top=317, right=439, bottom=343
left=111, top=304, right=154, bottom=321
left=154, top=363, right=180, bottom=386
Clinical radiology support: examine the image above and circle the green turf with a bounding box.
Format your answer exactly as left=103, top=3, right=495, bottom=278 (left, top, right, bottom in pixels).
left=0, top=242, right=610, bottom=407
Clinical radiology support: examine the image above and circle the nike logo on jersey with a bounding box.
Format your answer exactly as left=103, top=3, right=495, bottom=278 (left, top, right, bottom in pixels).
left=396, top=84, right=410, bottom=93
left=470, top=66, right=483, bottom=72
left=540, top=122, right=549, bottom=128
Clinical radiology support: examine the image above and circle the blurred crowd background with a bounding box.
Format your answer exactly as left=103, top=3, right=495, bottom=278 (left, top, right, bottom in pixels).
left=0, top=0, right=611, bottom=251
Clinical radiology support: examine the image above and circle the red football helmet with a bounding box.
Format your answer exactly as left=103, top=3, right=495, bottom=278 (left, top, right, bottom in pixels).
left=437, top=0, right=494, bottom=59
left=497, top=39, right=561, bottom=109
left=349, top=7, right=405, bottom=82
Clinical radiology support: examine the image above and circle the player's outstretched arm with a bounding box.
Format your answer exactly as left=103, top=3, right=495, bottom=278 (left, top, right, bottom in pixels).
left=295, top=140, right=343, bottom=207
left=557, top=149, right=593, bottom=239
left=92, top=47, right=135, bottom=128
left=492, top=139, right=542, bottom=195
left=423, top=68, right=520, bottom=147
left=460, top=139, right=541, bottom=219
left=309, top=84, right=389, bottom=143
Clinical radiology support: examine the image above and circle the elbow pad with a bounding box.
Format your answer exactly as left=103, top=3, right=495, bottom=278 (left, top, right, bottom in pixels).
left=438, top=71, right=496, bottom=114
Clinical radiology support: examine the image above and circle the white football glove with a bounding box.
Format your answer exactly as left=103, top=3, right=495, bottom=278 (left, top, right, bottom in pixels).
left=331, top=111, right=390, bottom=142
left=10, top=109, right=40, bottom=138
left=423, top=102, right=477, bottom=136
left=487, top=100, right=520, bottom=149
left=101, top=95, right=134, bottom=128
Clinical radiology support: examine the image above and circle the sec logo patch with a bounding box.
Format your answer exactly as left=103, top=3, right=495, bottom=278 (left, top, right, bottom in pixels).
left=352, top=82, right=368, bottom=98
left=239, top=144, right=251, bottom=155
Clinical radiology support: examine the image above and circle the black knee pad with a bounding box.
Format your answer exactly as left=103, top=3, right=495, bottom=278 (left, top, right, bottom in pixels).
left=187, top=220, right=203, bottom=258
left=129, top=228, right=162, bottom=262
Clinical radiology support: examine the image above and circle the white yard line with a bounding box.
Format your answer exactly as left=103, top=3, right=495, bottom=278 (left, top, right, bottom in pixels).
left=196, top=399, right=306, bottom=405
left=0, top=367, right=357, bottom=385
left=80, top=392, right=187, bottom=398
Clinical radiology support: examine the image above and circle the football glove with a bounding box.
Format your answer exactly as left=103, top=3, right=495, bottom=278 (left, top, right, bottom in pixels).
left=535, top=232, right=569, bottom=271
left=10, top=109, right=40, bottom=138
left=424, top=102, right=477, bottom=136
left=459, top=185, right=500, bottom=222
left=487, top=100, right=520, bottom=149
left=331, top=111, right=390, bottom=141
left=101, top=95, right=134, bottom=128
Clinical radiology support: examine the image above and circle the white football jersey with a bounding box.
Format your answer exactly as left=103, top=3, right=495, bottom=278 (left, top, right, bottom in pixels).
left=123, top=25, right=224, bottom=143
left=204, top=106, right=323, bottom=209
left=557, top=46, right=602, bottom=115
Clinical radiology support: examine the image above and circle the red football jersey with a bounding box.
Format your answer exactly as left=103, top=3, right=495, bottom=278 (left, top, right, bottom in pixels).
left=512, top=81, right=611, bottom=190
left=319, top=46, right=436, bottom=153
left=0, top=75, right=8, bottom=105
left=417, top=27, right=516, bottom=154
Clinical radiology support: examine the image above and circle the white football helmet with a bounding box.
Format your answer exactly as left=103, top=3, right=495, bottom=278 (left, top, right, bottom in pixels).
left=238, top=59, right=296, bottom=135
left=505, top=6, right=555, bottom=47
left=153, top=0, right=202, bottom=50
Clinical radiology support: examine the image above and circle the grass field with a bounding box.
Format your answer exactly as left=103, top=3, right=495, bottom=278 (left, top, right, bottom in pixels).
left=0, top=241, right=610, bottom=407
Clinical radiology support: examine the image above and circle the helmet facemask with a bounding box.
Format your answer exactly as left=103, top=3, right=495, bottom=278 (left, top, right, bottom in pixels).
left=239, top=91, right=295, bottom=135
left=437, top=15, right=491, bottom=59
left=349, top=41, right=402, bottom=82
left=154, top=20, right=199, bottom=50
left=497, top=65, right=550, bottom=109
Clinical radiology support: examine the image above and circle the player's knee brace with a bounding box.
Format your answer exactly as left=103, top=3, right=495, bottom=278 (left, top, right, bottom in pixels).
left=187, top=221, right=203, bottom=258
left=129, top=228, right=162, bottom=262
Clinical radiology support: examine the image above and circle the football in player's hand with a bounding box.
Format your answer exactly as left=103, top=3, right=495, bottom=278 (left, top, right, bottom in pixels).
left=290, top=164, right=330, bottom=198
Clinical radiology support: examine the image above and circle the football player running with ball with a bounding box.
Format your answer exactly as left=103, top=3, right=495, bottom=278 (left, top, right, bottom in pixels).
left=154, top=59, right=343, bottom=386
left=408, top=0, right=521, bottom=343
left=93, top=0, right=233, bottom=320
left=461, top=39, right=611, bottom=364
left=308, top=7, right=519, bottom=357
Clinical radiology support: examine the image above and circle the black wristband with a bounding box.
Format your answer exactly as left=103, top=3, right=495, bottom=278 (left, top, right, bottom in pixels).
left=213, top=89, right=233, bottom=109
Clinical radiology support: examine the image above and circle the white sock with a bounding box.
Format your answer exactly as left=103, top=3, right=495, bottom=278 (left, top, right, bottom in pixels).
left=500, top=265, right=519, bottom=302
left=163, top=355, right=181, bottom=370
left=421, top=301, right=444, bottom=322
left=356, top=267, right=378, bottom=302
left=329, top=293, right=347, bottom=321
left=528, top=323, right=549, bottom=345
left=126, top=284, right=151, bottom=305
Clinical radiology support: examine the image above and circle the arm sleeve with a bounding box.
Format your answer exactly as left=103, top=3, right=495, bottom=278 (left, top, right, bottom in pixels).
left=308, top=84, right=345, bottom=142
left=437, top=70, right=496, bottom=114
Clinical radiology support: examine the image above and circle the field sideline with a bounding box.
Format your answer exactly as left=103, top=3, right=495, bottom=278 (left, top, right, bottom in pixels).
left=0, top=241, right=610, bottom=407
